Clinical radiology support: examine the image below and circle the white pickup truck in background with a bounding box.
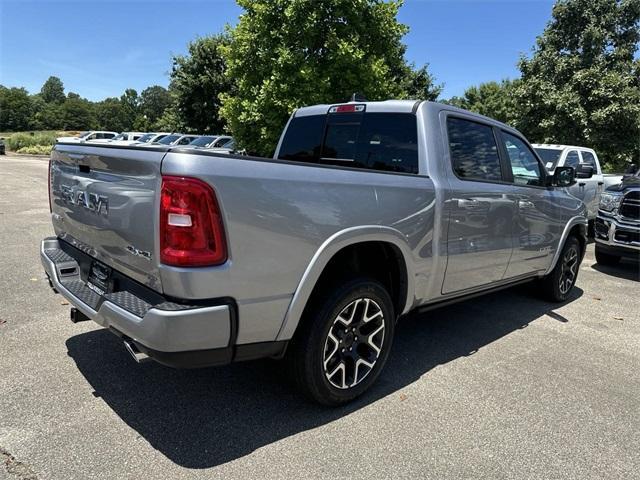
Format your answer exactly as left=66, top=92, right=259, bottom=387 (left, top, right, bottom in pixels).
left=533, top=144, right=605, bottom=222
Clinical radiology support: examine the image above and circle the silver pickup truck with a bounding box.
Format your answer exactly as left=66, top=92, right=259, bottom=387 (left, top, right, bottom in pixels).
left=41, top=100, right=587, bottom=405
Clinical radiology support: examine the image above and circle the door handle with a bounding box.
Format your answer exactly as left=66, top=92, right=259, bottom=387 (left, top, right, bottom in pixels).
left=597, top=182, right=604, bottom=186
left=518, top=200, right=535, bottom=209
left=457, top=198, right=480, bottom=209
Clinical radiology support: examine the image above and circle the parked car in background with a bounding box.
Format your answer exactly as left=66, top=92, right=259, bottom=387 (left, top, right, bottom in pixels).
left=56, top=131, right=118, bottom=143
left=187, top=135, right=233, bottom=149
left=133, top=132, right=170, bottom=145
left=90, top=132, right=145, bottom=145
left=171, top=134, right=200, bottom=146
left=149, top=134, right=200, bottom=147
left=594, top=165, right=640, bottom=265
left=43, top=100, right=587, bottom=405
left=112, top=132, right=145, bottom=142
left=533, top=144, right=603, bottom=221
left=206, top=138, right=238, bottom=154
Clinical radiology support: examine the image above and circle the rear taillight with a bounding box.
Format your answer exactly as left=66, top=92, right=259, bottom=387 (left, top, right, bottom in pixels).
left=159, top=176, right=227, bottom=267
left=48, top=158, right=52, bottom=212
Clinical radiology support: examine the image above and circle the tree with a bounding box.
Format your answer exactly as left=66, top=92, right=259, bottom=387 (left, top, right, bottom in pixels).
left=516, top=0, right=640, bottom=171
left=33, top=102, right=64, bottom=130
left=61, top=96, right=96, bottom=130
left=220, top=0, right=431, bottom=155
left=120, top=88, right=139, bottom=128
left=0, top=86, right=33, bottom=131
left=137, top=85, right=172, bottom=129
left=94, top=98, right=130, bottom=131
left=398, top=63, right=442, bottom=101
left=169, top=35, right=232, bottom=134
left=445, top=79, right=521, bottom=125
left=40, top=76, right=66, bottom=104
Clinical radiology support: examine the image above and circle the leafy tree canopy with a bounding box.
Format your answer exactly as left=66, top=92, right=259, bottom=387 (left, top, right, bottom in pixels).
left=169, top=35, right=232, bottom=134
left=0, top=86, right=33, bottom=131
left=220, top=0, right=439, bottom=155
left=138, top=85, right=172, bottom=127
left=516, top=0, right=640, bottom=171
left=40, top=76, right=66, bottom=104
left=446, top=79, right=521, bottom=125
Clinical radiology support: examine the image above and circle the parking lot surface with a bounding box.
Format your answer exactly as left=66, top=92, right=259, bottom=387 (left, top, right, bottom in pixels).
left=0, top=153, right=638, bottom=480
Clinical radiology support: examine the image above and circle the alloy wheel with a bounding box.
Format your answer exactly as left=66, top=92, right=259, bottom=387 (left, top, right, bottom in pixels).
left=559, top=246, right=578, bottom=295
left=322, top=298, right=386, bottom=389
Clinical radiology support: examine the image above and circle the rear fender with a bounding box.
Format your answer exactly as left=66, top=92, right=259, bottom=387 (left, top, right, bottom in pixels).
left=275, top=226, right=415, bottom=341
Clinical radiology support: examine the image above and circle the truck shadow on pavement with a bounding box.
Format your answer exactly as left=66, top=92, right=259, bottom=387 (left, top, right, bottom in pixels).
left=66, top=285, right=583, bottom=469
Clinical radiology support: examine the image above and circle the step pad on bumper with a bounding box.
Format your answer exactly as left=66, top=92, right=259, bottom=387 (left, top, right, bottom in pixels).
left=43, top=246, right=207, bottom=317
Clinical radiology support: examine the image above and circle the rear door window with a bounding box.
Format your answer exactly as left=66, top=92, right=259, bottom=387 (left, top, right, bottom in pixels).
left=447, top=117, right=502, bottom=181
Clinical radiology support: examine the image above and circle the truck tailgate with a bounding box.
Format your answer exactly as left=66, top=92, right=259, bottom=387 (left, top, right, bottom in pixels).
left=49, top=144, right=167, bottom=292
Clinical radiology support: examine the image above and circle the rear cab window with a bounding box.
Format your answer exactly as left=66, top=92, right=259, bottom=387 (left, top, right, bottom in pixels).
left=278, top=108, right=419, bottom=174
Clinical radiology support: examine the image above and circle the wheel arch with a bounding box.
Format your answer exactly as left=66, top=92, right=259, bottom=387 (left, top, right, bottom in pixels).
left=545, top=216, right=588, bottom=275
left=276, top=226, right=415, bottom=341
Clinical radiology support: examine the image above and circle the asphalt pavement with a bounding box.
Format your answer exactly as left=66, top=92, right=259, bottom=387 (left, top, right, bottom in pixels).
left=0, top=153, right=638, bottom=480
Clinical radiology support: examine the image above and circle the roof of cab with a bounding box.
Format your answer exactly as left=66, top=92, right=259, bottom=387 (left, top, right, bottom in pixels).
left=295, top=99, right=419, bottom=117
left=293, top=99, right=520, bottom=133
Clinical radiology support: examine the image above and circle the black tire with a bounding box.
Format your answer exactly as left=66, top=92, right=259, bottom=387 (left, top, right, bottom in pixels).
left=539, top=236, right=581, bottom=302
left=595, top=247, right=621, bottom=266
left=288, top=278, right=395, bottom=406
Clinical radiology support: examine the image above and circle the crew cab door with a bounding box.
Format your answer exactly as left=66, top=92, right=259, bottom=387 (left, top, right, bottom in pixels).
left=441, top=115, right=516, bottom=294
left=560, top=150, right=600, bottom=219
left=577, top=150, right=604, bottom=219
left=498, top=132, right=564, bottom=277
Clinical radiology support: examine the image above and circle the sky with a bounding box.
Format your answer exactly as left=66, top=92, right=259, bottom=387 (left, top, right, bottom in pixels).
left=0, top=0, right=555, bottom=101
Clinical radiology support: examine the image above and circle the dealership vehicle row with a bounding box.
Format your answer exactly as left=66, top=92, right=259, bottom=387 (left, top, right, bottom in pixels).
left=56, top=130, right=238, bottom=153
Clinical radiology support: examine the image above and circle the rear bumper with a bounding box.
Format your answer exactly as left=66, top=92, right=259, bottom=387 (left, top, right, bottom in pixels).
left=41, top=237, right=286, bottom=367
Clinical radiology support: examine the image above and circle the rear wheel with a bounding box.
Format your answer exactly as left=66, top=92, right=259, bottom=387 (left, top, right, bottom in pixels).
left=595, top=246, right=620, bottom=266
left=288, top=278, right=395, bottom=406
left=539, top=236, right=581, bottom=302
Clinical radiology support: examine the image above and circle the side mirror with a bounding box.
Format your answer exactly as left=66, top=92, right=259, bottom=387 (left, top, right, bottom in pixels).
left=575, top=164, right=594, bottom=178
left=553, top=166, right=576, bottom=187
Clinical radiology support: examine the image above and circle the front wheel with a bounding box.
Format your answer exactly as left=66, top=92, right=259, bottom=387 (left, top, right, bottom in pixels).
left=539, top=236, right=581, bottom=302
left=288, top=278, right=395, bottom=406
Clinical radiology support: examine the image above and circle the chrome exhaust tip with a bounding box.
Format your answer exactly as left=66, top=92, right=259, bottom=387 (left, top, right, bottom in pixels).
left=123, top=339, right=151, bottom=364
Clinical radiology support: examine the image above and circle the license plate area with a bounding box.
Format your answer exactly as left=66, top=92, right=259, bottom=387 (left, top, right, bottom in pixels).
left=86, top=260, right=113, bottom=296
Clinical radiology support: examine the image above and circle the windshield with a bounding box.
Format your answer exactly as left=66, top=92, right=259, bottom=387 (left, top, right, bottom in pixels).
left=112, top=133, right=126, bottom=141
left=534, top=148, right=563, bottom=171
left=221, top=139, right=235, bottom=149
left=157, top=134, right=181, bottom=145
left=136, top=133, right=155, bottom=143
left=189, top=136, right=217, bottom=147
left=78, top=131, right=90, bottom=138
